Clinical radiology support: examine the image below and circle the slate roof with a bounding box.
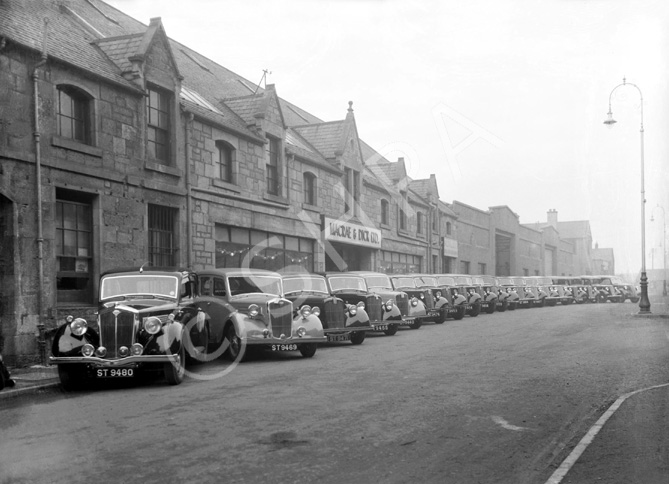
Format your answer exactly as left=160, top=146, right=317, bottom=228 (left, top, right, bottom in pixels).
left=285, top=128, right=338, bottom=172
left=223, top=94, right=267, bottom=127
left=293, top=121, right=345, bottom=160
left=94, top=33, right=143, bottom=75
left=438, top=200, right=458, bottom=218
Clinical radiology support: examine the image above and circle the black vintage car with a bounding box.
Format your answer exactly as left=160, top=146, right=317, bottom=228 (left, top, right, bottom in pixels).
left=581, top=276, right=624, bottom=303
left=323, top=273, right=403, bottom=335
left=50, top=267, right=209, bottom=390
left=478, top=275, right=508, bottom=312
left=281, top=273, right=370, bottom=344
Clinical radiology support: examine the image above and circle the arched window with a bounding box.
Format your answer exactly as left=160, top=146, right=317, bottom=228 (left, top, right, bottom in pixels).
left=57, top=85, right=91, bottom=144
left=381, top=199, right=389, bottom=225
left=303, top=172, right=316, bottom=205
left=216, top=140, right=234, bottom=183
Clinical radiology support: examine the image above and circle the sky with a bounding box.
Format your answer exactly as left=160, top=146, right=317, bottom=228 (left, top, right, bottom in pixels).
left=106, top=0, right=669, bottom=276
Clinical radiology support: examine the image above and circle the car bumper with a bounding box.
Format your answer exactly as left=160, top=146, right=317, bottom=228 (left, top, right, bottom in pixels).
left=50, top=354, right=178, bottom=366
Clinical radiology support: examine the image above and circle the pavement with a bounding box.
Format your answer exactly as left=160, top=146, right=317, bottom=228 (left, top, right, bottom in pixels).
left=1, top=299, right=668, bottom=484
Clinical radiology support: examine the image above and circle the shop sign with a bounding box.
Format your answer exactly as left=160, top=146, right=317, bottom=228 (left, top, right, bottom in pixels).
left=324, top=217, right=382, bottom=249
left=443, top=237, right=458, bottom=257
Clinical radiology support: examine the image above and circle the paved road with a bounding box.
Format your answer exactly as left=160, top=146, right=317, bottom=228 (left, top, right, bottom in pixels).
left=1, top=303, right=667, bottom=484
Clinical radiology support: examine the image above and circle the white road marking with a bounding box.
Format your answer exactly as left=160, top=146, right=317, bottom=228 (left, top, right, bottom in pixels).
left=491, top=415, right=531, bottom=431
left=544, top=382, right=669, bottom=484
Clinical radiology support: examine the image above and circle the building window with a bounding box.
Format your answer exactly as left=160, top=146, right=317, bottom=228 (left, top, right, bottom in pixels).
left=378, top=250, right=422, bottom=274
left=446, top=222, right=452, bottom=235
left=417, top=212, right=423, bottom=235
left=523, top=268, right=529, bottom=276
left=303, top=172, right=316, bottom=205
left=266, top=136, right=280, bottom=195
left=433, top=255, right=439, bottom=273
left=432, top=213, right=437, bottom=232
left=56, top=190, right=93, bottom=304
left=214, top=225, right=314, bottom=272
left=381, top=199, right=389, bottom=226
left=57, top=86, right=90, bottom=144
left=148, top=204, right=177, bottom=266
left=461, top=260, right=470, bottom=274
left=353, top=170, right=360, bottom=216
left=216, top=141, right=234, bottom=183
left=399, top=208, right=406, bottom=231
left=478, top=263, right=487, bottom=275
left=146, top=86, right=171, bottom=163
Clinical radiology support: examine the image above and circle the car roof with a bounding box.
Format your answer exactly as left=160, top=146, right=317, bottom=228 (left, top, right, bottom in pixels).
left=198, top=268, right=281, bottom=277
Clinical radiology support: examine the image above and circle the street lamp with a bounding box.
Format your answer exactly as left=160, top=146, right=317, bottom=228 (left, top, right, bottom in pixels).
left=604, top=77, right=651, bottom=314
left=651, top=204, right=667, bottom=296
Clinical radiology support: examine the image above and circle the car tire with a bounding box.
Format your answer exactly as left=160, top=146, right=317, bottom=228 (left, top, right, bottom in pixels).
left=164, top=343, right=185, bottom=385
left=350, top=331, right=365, bottom=345
left=468, top=303, right=481, bottom=317
left=436, top=309, right=446, bottom=324
left=455, top=305, right=466, bottom=320
left=409, top=320, right=422, bottom=330
left=383, top=324, right=399, bottom=336
left=58, top=364, right=86, bottom=391
left=224, top=325, right=245, bottom=362
left=299, top=343, right=317, bottom=358
left=630, top=297, right=640, bottom=303
left=486, top=303, right=496, bottom=314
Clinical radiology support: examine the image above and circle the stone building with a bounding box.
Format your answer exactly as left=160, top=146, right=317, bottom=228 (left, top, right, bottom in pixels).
left=0, top=0, right=612, bottom=364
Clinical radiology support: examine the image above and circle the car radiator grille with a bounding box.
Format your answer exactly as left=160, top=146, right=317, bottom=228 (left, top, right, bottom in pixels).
left=423, top=292, right=435, bottom=309
left=99, top=310, right=135, bottom=359
left=269, top=300, right=293, bottom=338
left=325, top=299, right=346, bottom=329
left=396, top=294, right=409, bottom=316
left=366, top=296, right=382, bottom=322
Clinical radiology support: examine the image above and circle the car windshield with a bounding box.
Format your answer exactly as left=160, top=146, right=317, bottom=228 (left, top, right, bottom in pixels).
left=282, top=276, right=329, bottom=294
left=328, top=276, right=367, bottom=291
left=391, top=277, right=416, bottom=288
left=365, top=275, right=393, bottom=290
left=100, top=274, right=179, bottom=300
left=228, top=275, right=282, bottom=297
left=436, top=276, right=456, bottom=286
left=415, top=276, right=437, bottom=286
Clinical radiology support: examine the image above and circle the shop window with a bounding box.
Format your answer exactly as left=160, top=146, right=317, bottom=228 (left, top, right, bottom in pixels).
left=57, top=85, right=91, bottom=144
left=303, top=172, right=316, bottom=205
left=56, top=189, right=94, bottom=305
left=148, top=204, right=178, bottom=266
left=266, top=136, right=280, bottom=195
left=381, top=199, right=389, bottom=226
left=216, top=140, right=234, bottom=183
left=146, top=85, right=171, bottom=163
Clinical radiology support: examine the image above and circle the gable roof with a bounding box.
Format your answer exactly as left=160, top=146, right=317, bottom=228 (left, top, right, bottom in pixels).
left=293, top=121, right=345, bottom=160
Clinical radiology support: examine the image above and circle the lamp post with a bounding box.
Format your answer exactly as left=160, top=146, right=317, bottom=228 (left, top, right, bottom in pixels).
left=651, top=204, right=667, bottom=296
left=604, top=77, right=651, bottom=313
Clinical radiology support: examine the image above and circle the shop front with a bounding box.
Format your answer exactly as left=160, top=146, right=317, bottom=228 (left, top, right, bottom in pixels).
left=323, top=217, right=381, bottom=272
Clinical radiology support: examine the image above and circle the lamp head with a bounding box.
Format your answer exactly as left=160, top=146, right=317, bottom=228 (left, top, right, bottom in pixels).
left=603, top=111, right=617, bottom=126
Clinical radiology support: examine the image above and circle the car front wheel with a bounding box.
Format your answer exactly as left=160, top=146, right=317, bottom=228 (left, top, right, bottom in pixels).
left=350, top=331, right=365, bottom=345
left=299, top=343, right=318, bottom=358
left=384, top=324, right=399, bottom=336
left=58, top=364, right=86, bottom=391
left=225, top=325, right=244, bottom=362
left=164, top=344, right=185, bottom=385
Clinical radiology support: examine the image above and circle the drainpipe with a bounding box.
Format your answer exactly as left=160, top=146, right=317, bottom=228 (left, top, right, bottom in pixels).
left=33, top=19, right=48, bottom=365
left=184, top=110, right=194, bottom=268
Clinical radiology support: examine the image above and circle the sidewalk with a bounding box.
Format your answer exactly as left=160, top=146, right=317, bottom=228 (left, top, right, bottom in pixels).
left=0, top=365, right=60, bottom=400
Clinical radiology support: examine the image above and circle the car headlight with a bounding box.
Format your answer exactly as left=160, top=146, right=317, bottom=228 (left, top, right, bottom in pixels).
left=385, top=300, right=394, bottom=311
left=348, top=304, right=357, bottom=316
left=297, top=326, right=307, bottom=337
left=411, top=298, right=418, bottom=307
left=81, top=344, right=95, bottom=357
left=248, top=304, right=260, bottom=317
left=311, top=306, right=321, bottom=317
left=435, top=291, right=442, bottom=298
left=132, top=343, right=144, bottom=356
left=357, top=301, right=365, bottom=310
left=420, top=293, right=425, bottom=299
left=300, top=305, right=311, bottom=318
left=70, top=318, right=88, bottom=337
left=143, top=316, right=162, bottom=335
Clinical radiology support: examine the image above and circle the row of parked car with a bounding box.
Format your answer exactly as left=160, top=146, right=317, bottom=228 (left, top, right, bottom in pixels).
left=49, top=267, right=638, bottom=390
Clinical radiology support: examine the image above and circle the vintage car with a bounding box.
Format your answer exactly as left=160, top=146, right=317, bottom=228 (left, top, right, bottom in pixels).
left=198, top=268, right=327, bottom=360
left=350, top=271, right=422, bottom=333
left=323, top=272, right=404, bottom=334
left=50, top=267, right=209, bottom=390
left=581, top=276, right=624, bottom=303
left=413, top=274, right=468, bottom=321
left=611, top=276, right=640, bottom=303
left=388, top=275, right=439, bottom=325
left=446, top=274, right=483, bottom=316
left=546, top=281, right=575, bottom=305
left=281, top=272, right=369, bottom=344
left=523, top=276, right=561, bottom=307
left=553, top=277, right=593, bottom=303
left=478, top=275, right=509, bottom=312
left=496, top=277, right=521, bottom=310
left=429, top=275, right=469, bottom=319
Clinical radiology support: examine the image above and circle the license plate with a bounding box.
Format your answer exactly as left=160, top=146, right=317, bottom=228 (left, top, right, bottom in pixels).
left=271, top=344, right=298, bottom=351
left=374, top=324, right=389, bottom=331
left=328, top=334, right=350, bottom=342
left=427, top=309, right=440, bottom=316
left=95, top=368, right=134, bottom=378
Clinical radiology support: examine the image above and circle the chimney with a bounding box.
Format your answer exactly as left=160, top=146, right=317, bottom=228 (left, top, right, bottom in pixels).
left=547, top=209, right=558, bottom=228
